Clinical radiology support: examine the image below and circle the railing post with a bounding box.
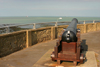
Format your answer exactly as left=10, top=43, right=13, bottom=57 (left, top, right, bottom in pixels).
left=6, top=26, right=9, bottom=33
left=83, top=20, right=85, bottom=24
left=26, top=30, right=32, bottom=48
left=83, top=20, right=87, bottom=33
left=55, top=22, right=57, bottom=27
left=94, top=23, right=97, bottom=31
left=84, top=24, right=86, bottom=33
left=51, top=27, right=55, bottom=40
left=93, top=20, right=95, bottom=23
left=33, top=23, right=36, bottom=29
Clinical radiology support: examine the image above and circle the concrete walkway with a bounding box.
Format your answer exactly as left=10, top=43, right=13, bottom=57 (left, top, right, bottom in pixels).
left=0, top=40, right=56, bottom=67
left=33, top=49, right=97, bottom=67
left=0, top=30, right=100, bottom=67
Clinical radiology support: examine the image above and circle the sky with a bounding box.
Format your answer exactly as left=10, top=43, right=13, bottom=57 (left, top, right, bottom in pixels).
left=0, top=0, right=100, bottom=17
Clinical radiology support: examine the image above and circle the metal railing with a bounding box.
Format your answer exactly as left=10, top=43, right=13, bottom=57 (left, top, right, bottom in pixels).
left=0, top=20, right=100, bottom=34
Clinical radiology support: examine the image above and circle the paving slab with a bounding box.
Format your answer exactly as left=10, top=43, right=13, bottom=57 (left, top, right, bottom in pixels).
left=0, top=40, right=56, bottom=67
left=33, top=49, right=97, bottom=67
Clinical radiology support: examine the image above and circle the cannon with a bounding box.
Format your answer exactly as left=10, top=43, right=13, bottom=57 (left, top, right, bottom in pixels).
left=62, top=18, right=78, bottom=43
left=51, top=18, right=84, bottom=66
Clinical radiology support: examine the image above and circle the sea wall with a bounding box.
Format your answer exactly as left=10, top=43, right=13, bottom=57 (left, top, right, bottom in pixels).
left=0, top=31, right=26, bottom=57
left=0, top=22, right=100, bottom=57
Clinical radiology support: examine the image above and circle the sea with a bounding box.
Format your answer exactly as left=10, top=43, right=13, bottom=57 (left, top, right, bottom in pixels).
left=0, top=16, right=100, bottom=25
left=0, top=16, right=100, bottom=34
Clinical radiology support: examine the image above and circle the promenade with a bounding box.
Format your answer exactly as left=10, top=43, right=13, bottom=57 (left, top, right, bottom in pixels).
left=0, top=30, right=100, bottom=67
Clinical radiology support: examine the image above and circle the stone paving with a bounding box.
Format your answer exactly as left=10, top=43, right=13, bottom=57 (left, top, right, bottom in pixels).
left=33, top=49, right=97, bottom=67
left=0, top=30, right=100, bottom=67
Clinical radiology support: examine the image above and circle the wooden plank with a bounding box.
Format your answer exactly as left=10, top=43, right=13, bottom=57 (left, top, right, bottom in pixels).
left=62, top=42, right=77, bottom=53
left=54, top=46, right=58, bottom=58
left=58, top=53, right=76, bottom=60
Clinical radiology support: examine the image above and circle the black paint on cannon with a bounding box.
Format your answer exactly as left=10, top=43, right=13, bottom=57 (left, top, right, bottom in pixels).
left=62, top=18, right=78, bottom=43
left=51, top=18, right=84, bottom=66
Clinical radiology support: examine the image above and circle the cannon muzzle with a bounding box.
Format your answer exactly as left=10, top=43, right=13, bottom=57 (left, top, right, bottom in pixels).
left=62, top=18, right=78, bottom=43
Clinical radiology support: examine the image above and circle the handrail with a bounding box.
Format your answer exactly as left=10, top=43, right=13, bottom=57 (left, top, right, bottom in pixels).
left=0, top=20, right=100, bottom=28
left=0, top=20, right=100, bottom=34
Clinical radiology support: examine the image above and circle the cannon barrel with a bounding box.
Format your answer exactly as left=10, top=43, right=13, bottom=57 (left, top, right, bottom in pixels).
left=62, top=18, right=78, bottom=43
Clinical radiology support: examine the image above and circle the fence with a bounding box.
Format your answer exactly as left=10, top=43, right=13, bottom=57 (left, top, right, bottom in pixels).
left=0, top=20, right=99, bottom=34
left=0, top=21, right=100, bottom=57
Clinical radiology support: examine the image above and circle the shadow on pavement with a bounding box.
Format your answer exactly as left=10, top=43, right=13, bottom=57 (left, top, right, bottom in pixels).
left=81, top=39, right=88, bottom=64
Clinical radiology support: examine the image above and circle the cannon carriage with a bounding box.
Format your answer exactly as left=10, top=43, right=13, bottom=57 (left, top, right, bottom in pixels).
left=51, top=18, right=84, bottom=65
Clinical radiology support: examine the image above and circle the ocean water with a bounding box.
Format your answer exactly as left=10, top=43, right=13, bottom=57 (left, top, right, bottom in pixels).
left=0, top=17, right=100, bottom=34
left=0, top=17, right=100, bottom=25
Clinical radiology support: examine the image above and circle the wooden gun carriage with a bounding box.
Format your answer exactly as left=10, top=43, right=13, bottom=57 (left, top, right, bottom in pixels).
left=51, top=18, right=84, bottom=65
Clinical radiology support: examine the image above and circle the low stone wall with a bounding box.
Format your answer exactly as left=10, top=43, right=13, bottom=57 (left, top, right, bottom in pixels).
left=30, top=27, right=51, bottom=46
left=56, top=22, right=100, bottom=35
left=0, top=22, right=100, bottom=57
left=0, top=31, right=26, bottom=57
left=96, top=22, right=100, bottom=31
left=56, top=25, right=68, bottom=38
left=77, top=24, right=84, bottom=34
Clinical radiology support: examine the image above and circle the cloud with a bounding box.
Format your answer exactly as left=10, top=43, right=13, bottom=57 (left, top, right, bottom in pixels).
left=83, top=0, right=100, bottom=1
left=30, top=6, right=96, bottom=11
left=0, top=0, right=4, bottom=2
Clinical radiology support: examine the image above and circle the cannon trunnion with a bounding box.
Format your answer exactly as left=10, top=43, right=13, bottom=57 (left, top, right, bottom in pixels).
left=51, top=18, right=84, bottom=66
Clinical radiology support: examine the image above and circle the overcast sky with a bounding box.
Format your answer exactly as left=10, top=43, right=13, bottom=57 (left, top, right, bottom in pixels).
left=0, top=0, right=100, bottom=17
